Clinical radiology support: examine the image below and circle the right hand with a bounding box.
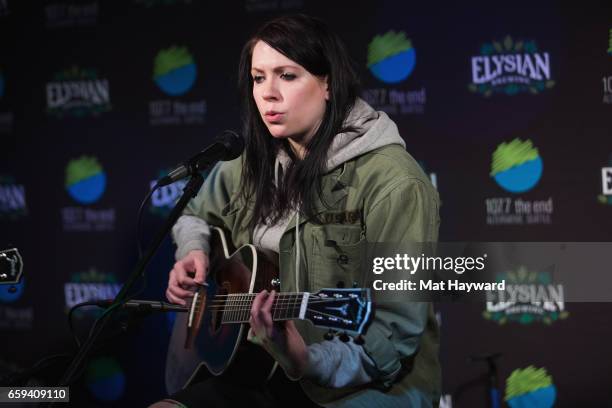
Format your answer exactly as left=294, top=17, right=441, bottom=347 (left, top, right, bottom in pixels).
left=166, top=249, right=209, bottom=306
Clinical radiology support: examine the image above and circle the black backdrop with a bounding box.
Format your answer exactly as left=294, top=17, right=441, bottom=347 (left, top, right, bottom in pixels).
left=1, top=1, right=611, bottom=406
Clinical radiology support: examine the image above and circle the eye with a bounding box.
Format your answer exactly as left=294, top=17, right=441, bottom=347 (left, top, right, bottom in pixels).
left=280, top=72, right=296, bottom=81
left=252, top=75, right=264, bottom=84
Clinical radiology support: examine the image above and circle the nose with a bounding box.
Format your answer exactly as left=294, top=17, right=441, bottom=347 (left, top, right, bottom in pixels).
left=261, top=78, right=280, bottom=101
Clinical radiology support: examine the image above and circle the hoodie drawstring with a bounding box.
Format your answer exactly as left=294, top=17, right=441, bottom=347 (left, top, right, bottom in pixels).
left=295, top=209, right=300, bottom=292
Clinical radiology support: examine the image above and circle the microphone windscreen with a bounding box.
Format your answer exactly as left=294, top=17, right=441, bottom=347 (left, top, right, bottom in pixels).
left=217, top=130, right=244, bottom=161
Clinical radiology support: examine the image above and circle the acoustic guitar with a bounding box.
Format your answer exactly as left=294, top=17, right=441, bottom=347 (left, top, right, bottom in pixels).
left=165, top=227, right=372, bottom=394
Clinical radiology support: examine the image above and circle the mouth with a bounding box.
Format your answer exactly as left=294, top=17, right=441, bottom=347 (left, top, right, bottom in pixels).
left=264, top=111, right=284, bottom=122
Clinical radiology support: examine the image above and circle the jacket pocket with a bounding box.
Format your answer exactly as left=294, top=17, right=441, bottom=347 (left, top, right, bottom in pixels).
left=311, top=223, right=366, bottom=291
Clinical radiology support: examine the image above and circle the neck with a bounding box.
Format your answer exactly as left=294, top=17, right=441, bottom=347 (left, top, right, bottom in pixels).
left=218, top=292, right=307, bottom=324
left=288, top=140, right=305, bottom=159
left=286, top=119, right=322, bottom=159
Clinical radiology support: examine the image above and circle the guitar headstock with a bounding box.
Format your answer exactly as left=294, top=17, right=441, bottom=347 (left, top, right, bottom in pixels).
left=304, top=288, right=371, bottom=336
left=0, top=248, right=23, bottom=285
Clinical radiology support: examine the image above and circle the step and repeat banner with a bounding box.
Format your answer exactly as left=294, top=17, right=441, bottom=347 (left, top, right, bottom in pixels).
left=1, top=1, right=611, bottom=406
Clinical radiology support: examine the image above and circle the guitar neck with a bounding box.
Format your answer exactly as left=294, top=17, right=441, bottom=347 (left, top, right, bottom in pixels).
left=215, top=292, right=310, bottom=324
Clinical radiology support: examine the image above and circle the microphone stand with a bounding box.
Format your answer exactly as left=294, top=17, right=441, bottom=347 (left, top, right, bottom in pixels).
left=57, top=172, right=205, bottom=387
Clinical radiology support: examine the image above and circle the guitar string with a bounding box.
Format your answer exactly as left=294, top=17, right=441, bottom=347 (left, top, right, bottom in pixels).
left=222, top=297, right=311, bottom=321
left=207, top=297, right=353, bottom=306
left=207, top=292, right=361, bottom=298
left=207, top=294, right=353, bottom=302
left=219, top=296, right=306, bottom=322
left=221, top=297, right=326, bottom=323
left=189, top=295, right=357, bottom=322
left=205, top=299, right=353, bottom=311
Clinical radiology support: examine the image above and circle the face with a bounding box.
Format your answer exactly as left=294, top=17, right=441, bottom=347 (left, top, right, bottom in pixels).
left=251, top=40, right=329, bottom=146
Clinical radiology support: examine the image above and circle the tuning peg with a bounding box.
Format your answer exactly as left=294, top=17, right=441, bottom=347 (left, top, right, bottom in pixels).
left=338, top=332, right=350, bottom=342
left=324, top=329, right=335, bottom=341
left=353, top=335, right=365, bottom=345
left=352, top=281, right=359, bottom=288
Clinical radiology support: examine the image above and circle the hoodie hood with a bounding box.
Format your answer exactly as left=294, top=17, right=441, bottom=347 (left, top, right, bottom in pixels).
left=325, top=97, right=406, bottom=170
left=276, top=98, right=406, bottom=172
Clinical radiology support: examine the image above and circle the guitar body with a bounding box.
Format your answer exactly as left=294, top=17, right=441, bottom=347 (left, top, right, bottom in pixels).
left=165, top=227, right=278, bottom=394
left=165, top=227, right=372, bottom=395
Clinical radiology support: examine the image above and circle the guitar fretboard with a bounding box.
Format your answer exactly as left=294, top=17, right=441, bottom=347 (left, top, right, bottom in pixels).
left=210, top=292, right=309, bottom=324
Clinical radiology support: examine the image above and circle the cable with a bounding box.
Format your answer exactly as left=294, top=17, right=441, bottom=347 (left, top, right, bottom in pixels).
left=67, top=301, right=100, bottom=348
left=137, top=183, right=159, bottom=259
left=133, top=182, right=160, bottom=301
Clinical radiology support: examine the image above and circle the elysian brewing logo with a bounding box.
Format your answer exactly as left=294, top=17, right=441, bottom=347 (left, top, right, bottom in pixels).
left=361, top=31, right=426, bottom=116
left=45, top=1, right=99, bottom=28
left=86, top=357, right=126, bottom=402
left=64, top=268, right=122, bottom=318
left=62, top=156, right=115, bottom=231
left=484, top=267, right=568, bottom=325
left=419, top=161, right=438, bottom=189
left=599, top=164, right=612, bottom=205
left=0, top=175, right=26, bottom=220
left=505, top=366, right=556, bottom=407
left=0, top=278, right=33, bottom=330
left=149, top=171, right=187, bottom=217
left=469, top=36, right=555, bottom=96
left=46, top=66, right=111, bottom=118
left=485, top=138, right=553, bottom=225
left=149, top=46, right=207, bottom=126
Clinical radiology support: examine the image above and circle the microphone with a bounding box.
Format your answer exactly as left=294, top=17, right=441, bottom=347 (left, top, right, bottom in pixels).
left=95, top=299, right=188, bottom=313
left=157, top=130, right=244, bottom=187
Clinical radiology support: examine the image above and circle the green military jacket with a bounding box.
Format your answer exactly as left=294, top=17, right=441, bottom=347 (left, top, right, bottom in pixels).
left=182, top=144, right=441, bottom=406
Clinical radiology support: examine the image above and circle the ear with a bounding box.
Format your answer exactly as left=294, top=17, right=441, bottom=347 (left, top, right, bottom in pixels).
left=323, top=75, right=330, bottom=101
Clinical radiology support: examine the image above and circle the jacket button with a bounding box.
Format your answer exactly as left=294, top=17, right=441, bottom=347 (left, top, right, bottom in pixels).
left=337, top=254, right=349, bottom=265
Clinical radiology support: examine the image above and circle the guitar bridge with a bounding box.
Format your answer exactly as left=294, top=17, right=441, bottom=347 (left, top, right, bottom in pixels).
left=185, top=283, right=208, bottom=349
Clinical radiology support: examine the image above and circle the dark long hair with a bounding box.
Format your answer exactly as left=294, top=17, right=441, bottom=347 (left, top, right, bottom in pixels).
left=237, top=14, right=360, bottom=230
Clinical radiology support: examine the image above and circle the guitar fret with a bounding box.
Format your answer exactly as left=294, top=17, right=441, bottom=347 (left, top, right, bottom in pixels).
left=292, top=294, right=297, bottom=319
left=243, top=293, right=250, bottom=323
left=228, top=294, right=232, bottom=323
left=235, top=294, right=239, bottom=324
left=235, top=294, right=240, bottom=323
left=233, top=294, right=237, bottom=324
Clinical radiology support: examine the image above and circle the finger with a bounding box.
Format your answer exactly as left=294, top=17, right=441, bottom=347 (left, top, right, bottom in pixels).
left=250, top=290, right=268, bottom=331
left=192, top=253, right=208, bottom=285
left=168, top=284, right=194, bottom=301
left=166, top=288, right=186, bottom=306
left=177, top=277, right=198, bottom=291
left=261, top=290, right=275, bottom=330
left=168, top=273, right=194, bottom=300
left=247, top=327, right=258, bottom=344
left=174, top=262, right=197, bottom=288
left=283, top=319, right=295, bottom=333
